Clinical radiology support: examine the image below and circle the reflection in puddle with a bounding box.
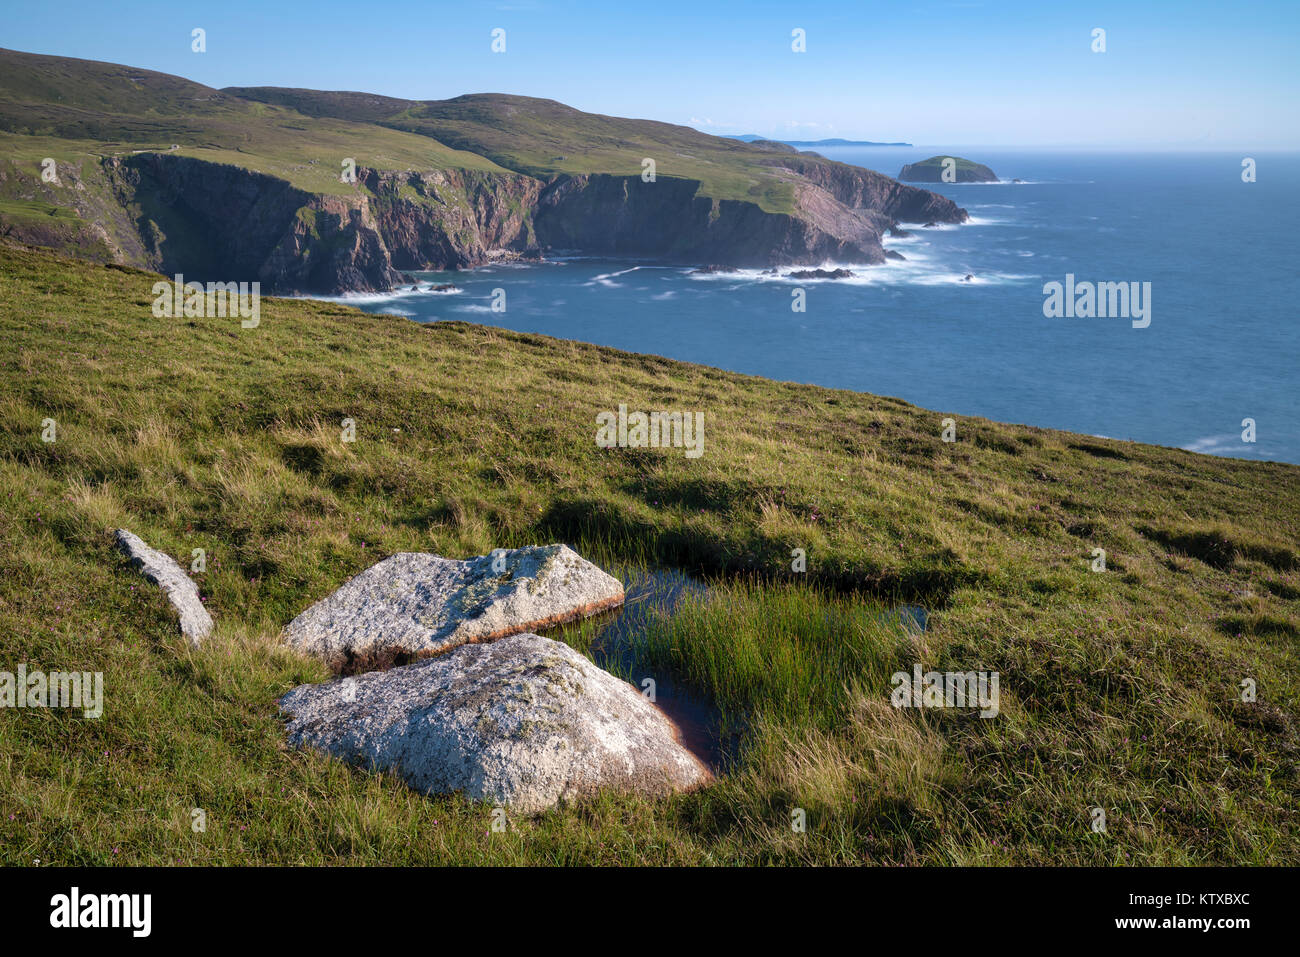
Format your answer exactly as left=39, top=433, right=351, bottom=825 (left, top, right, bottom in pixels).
left=881, top=605, right=928, bottom=634
left=551, top=568, right=930, bottom=774
left=586, top=568, right=727, bottom=769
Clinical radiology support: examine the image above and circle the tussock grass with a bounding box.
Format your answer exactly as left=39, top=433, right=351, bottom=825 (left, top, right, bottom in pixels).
left=0, top=243, right=1297, bottom=865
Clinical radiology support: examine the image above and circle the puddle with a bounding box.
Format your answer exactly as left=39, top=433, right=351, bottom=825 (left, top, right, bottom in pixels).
left=881, top=605, right=929, bottom=634
left=549, top=568, right=931, bottom=775
left=549, top=567, right=733, bottom=770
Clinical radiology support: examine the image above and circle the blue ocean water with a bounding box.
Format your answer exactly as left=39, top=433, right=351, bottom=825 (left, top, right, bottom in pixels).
left=332, top=148, right=1300, bottom=464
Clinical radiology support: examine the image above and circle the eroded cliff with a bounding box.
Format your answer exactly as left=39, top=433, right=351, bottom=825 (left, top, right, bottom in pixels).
left=3, top=149, right=967, bottom=294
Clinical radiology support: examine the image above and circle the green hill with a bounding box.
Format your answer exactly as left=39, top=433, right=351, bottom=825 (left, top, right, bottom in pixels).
left=0, top=48, right=506, bottom=194
left=228, top=88, right=809, bottom=212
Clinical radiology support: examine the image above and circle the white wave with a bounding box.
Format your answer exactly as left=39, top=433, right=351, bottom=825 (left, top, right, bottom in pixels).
left=308, top=281, right=462, bottom=306
left=931, top=179, right=1047, bottom=186
left=1180, top=433, right=1273, bottom=458
left=586, top=265, right=650, bottom=288
left=684, top=267, right=774, bottom=283
left=683, top=257, right=1032, bottom=288
left=454, top=303, right=495, bottom=314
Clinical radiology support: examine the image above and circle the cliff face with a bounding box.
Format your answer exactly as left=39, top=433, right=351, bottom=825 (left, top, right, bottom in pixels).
left=775, top=156, right=971, bottom=223
left=532, top=174, right=890, bottom=267
left=4, top=150, right=967, bottom=294
left=103, top=155, right=545, bottom=293
left=360, top=167, right=542, bottom=271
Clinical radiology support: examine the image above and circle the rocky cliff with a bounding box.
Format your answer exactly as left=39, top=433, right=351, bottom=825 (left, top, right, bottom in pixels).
left=4, top=152, right=966, bottom=293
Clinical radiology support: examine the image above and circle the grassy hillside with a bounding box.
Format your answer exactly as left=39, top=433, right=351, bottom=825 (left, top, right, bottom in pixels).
left=1, top=242, right=1296, bottom=865
left=0, top=49, right=508, bottom=197
left=227, top=89, right=818, bottom=213
left=1, top=49, right=805, bottom=210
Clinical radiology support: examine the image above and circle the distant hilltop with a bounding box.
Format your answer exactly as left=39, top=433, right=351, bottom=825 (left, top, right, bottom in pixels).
left=898, top=155, right=999, bottom=183
left=730, top=135, right=912, bottom=147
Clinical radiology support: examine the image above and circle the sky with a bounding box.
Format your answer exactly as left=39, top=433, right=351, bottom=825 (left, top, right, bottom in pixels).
left=3, top=0, right=1297, bottom=148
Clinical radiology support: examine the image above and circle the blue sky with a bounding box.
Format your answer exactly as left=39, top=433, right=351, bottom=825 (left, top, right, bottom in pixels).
left=4, top=0, right=1297, bottom=147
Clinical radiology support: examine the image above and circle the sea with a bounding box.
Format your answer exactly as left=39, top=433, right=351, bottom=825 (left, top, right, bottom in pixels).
left=322, top=147, right=1300, bottom=464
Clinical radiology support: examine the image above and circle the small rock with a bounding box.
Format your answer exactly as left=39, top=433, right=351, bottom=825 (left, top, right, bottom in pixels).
left=113, top=529, right=212, bottom=645
left=885, top=249, right=906, bottom=261
left=282, top=544, right=624, bottom=672
left=279, top=633, right=711, bottom=812
left=786, top=268, right=855, bottom=280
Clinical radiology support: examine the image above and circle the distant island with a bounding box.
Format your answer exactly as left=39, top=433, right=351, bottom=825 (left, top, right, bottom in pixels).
left=730, top=135, right=912, bottom=147
left=898, top=155, right=999, bottom=183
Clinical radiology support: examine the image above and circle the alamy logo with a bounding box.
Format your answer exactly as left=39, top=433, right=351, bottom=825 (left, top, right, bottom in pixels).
left=151, top=273, right=261, bottom=328
left=0, top=665, right=102, bottom=718
left=890, top=664, right=999, bottom=718
left=595, top=403, right=704, bottom=458
left=50, top=887, right=151, bottom=937
left=1042, top=274, right=1151, bottom=328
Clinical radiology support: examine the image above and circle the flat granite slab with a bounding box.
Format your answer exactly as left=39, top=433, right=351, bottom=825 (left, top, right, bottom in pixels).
left=279, top=632, right=710, bottom=813
left=282, top=544, right=624, bottom=672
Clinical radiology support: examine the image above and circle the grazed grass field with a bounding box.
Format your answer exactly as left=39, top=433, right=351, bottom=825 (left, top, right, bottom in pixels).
left=0, top=242, right=1296, bottom=865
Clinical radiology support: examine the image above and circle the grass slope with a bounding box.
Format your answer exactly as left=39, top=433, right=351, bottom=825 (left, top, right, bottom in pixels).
left=0, top=49, right=508, bottom=197
left=227, top=88, right=810, bottom=213
left=1, top=243, right=1297, bottom=865
left=2, top=50, right=801, bottom=211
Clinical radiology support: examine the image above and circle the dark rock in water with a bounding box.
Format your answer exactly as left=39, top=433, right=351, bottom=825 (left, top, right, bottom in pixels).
left=279, top=632, right=711, bottom=813
left=922, top=221, right=938, bottom=228
left=885, top=250, right=906, bottom=261
left=888, top=225, right=912, bottom=238
left=429, top=283, right=459, bottom=292
left=282, top=545, right=624, bottom=673
left=1012, top=178, right=1024, bottom=183
left=692, top=264, right=740, bottom=275
left=787, top=268, right=855, bottom=280
left=962, top=274, right=974, bottom=282
left=113, top=529, right=212, bottom=645
left=898, top=155, right=999, bottom=183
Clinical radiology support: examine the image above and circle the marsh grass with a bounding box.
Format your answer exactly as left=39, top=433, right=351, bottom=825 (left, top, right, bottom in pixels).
left=637, top=580, right=916, bottom=736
